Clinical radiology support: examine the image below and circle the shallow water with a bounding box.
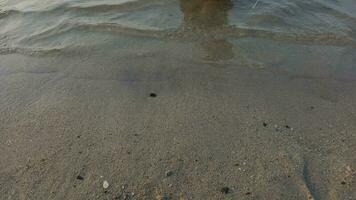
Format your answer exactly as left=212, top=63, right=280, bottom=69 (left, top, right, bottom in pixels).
left=1, top=0, right=356, bottom=200
left=0, top=0, right=355, bottom=90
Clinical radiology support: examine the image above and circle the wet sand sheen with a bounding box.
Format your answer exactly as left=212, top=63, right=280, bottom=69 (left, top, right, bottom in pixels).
left=1, top=0, right=356, bottom=199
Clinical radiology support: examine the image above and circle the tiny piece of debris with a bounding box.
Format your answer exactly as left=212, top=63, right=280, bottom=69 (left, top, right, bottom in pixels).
left=76, top=175, right=84, bottom=180
left=220, top=187, right=230, bottom=194
left=246, top=192, right=251, bottom=195
left=263, top=122, right=268, bottom=127
left=150, top=93, right=157, bottom=97
left=103, top=180, right=109, bottom=189
left=341, top=181, right=346, bottom=185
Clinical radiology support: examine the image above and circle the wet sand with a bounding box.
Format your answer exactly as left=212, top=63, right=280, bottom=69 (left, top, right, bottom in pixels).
left=1, top=44, right=356, bottom=200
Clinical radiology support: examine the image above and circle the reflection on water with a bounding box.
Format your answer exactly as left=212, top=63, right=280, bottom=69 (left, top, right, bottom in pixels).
left=180, top=0, right=232, bottom=30
left=180, top=0, right=234, bottom=61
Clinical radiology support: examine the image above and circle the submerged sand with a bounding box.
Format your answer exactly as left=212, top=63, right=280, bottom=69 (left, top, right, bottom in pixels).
left=0, top=41, right=356, bottom=199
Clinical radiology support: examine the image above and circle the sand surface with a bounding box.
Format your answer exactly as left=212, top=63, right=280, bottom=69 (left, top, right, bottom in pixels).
left=1, top=43, right=356, bottom=199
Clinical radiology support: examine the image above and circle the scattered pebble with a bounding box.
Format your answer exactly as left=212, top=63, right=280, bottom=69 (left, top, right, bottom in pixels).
left=245, top=192, right=251, bottom=195
left=103, top=180, right=109, bottom=189
left=150, top=93, right=157, bottom=97
left=263, top=122, right=268, bottom=127
left=220, top=187, right=230, bottom=194
left=76, top=175, right=84, bottom=180
left=165, top=170, right=174, bottom=177
left=341, top=181, right=346, bottom=185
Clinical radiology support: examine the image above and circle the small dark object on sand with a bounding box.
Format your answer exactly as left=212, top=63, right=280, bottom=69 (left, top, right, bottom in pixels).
left=150, top=93, right=157, bottom=97
left=263, top=122, right=268, bottom=127
left=310, top=106, right=315, bottom=110
left=76, top=175, right=84, bottom=180
left=341, top=181, right=346, bottom=185
left=220, top=187, right=230, bottom=194
left=165, top=170, right=174, bottom=177
left=285, top=125, right=290, bottom=129
left=246, top=192, right=251, bottom=195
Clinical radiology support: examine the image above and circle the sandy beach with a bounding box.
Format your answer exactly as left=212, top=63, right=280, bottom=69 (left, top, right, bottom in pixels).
left=1, top=0, right=356, bottom=199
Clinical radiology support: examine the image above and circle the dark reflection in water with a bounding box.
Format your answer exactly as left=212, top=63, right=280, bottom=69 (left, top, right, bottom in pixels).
left=179, top=0, right=234, bottom=61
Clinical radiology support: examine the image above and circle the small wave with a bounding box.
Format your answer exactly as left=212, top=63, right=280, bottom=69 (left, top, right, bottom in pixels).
left=22, top=21, right=168, bottom=42
left=223, top=26, right=356, bottom=47
left=0, top=9, right=22, bottom=18
left=0, top=46, right=63, bottom=56
left=65, top=0, right=167, bottom=13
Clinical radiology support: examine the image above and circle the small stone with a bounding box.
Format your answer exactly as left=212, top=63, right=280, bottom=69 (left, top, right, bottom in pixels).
left=103, top=180, right=109, bottom=189
left=341, top=181, right=346, bottom=185
left=76, top=175, right=84, bottom=180
left=263, top=122, right=268, bottom=127
left=165, top=170, right=174, bottom=177
left=149, top=93, right=157, bottom=97
left=220, top=187, right=230, bottom=194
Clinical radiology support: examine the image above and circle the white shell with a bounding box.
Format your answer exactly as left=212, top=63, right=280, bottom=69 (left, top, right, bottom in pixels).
left=103, top=180, right=109, bottom=189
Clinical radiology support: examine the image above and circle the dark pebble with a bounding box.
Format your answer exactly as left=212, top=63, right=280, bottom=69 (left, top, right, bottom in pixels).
left=246, top=192, right=251, bottom=195
left=285, top=125, right=290, bottom=129
left=76, top=175, right=84, bottom=180
left=220, top=187, right=230, bottom=194
left=149, top=93, right=157, bottom=97
left=263, top=122, right=268, bottom=127
left=165, top=170, right=174, bottom=177
left=341, top=181, right=346, bottom=185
